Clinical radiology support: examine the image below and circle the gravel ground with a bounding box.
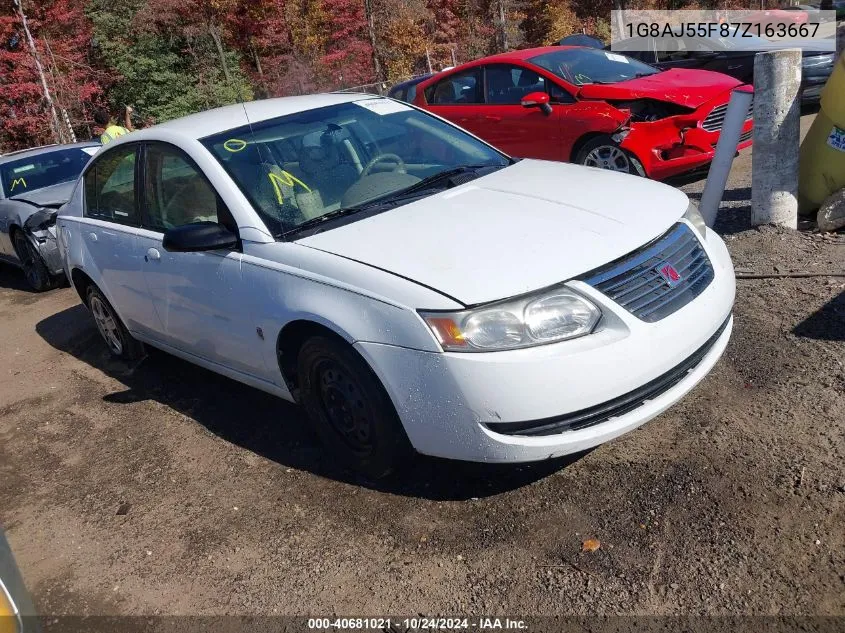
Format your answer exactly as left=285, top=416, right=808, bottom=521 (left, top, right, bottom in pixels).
left=0, top=113, right=842, bottom=625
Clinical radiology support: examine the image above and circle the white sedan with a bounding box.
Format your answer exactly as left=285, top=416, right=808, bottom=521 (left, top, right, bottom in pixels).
left=57, top=94, right=735, bottom=478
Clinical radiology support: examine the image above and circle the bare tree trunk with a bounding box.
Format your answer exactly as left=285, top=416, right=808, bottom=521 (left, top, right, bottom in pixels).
left=209, top=24, right=232, bottom=83
left=251, top=42, right=264, bottom=79
left=363, top=0, right=383, bottom=92
left=42, top=36, right=76, bottom=142
left=425, top=47, right=433, bottom=73
left=613, top=0, right=626, bottom=42
left=498, top=0, right=508, bottom=52
left=15, top=0, right=64, bottom=144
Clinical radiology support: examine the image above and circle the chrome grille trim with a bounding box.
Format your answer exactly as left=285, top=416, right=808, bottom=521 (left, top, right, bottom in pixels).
left=580, top=223, right=714, bottom=323
left=702, top=97, right=754, bottom=132
left=711, top=129, right=752, bottom=149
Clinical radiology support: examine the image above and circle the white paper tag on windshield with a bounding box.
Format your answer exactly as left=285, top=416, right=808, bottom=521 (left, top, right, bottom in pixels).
left=354, top=98, right=411, bottom=115
left=605, top=52, right=629, bottom=63
left=82, top=147, right=100, bottom=156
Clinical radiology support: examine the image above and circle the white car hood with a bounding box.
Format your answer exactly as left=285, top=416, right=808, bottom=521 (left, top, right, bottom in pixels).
left=298, top=160, right=690, bottom=306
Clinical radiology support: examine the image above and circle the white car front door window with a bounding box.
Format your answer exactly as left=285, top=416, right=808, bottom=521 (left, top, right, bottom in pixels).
left=136, top=142, right=267, bottom=378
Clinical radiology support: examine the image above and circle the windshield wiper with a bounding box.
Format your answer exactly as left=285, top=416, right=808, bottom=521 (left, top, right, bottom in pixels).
left=282, top=164, right=504, bottom=239
left=280, top=207, right=368, bottom=238
left=326, top=164, right=498, bottom=218
left=376, top=165, right=498, bottom=204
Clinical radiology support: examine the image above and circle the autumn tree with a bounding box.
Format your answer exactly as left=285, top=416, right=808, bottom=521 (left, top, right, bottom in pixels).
left=0, top=0, right=674, bottom=152
left=425, top=0, right=460, bottom=68
left=136, top=0, right=252, bottom=104
left=319, top=0, right=375, bottom=88
left=37, top=0, right=104, bottom=140
left=0, top=0, right=102, bottom=149
left=0, top=5, right=44, bottom=150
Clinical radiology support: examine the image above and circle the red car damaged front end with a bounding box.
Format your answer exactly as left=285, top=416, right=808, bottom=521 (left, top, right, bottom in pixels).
left=580, top=69, right=754, bottom=180
left=617, top=94, right=754, bottom=180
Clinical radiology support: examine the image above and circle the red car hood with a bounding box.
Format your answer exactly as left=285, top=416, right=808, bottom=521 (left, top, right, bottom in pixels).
left=578, top=69, right=744, bottom=109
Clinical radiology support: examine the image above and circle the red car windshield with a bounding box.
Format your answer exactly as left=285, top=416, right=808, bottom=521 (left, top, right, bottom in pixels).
left=529, top=48, right=659, bottom=86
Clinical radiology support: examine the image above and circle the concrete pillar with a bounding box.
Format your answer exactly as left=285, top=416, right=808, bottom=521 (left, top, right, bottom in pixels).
left=751, top=49, right=802, bottom=229
left=700, top=86, right=754, bottom=227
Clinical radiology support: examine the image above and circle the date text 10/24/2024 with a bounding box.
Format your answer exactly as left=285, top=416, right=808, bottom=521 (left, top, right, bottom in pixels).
left=307, top=617, right=528, bottom=630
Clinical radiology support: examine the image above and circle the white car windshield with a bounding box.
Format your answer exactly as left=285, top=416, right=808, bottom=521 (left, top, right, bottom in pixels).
left=202, top=100, right=509, bottom=238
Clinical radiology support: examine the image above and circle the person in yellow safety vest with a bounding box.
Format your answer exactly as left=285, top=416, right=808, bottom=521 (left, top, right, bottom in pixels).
left=93, top=105, right=134, bottom=145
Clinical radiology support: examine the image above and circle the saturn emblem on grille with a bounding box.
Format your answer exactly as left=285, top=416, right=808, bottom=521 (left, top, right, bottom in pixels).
left=656, top=262, right=682, bottom=287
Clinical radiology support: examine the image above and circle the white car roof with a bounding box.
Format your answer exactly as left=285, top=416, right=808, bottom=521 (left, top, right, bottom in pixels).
left=153, top=93, right=375, bottom=140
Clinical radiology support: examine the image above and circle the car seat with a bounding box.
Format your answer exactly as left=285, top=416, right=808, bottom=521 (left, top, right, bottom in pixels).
left=433, top=82, right=455, bottom=104
left=163, top=177, right=219, bottom=225
left=298, top=129, right=358, bottom=208
left=226, top=144, right=311, bottom=230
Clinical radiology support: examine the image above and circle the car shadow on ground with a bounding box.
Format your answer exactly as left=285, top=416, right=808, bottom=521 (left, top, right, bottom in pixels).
left=35, top=304, right=585, bottom=501
left=0, top=263, right=32, bottom=292
left=793, top=290, right=845, bottom=342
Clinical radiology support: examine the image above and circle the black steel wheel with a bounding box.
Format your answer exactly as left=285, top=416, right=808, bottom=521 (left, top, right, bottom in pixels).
left=297, top=335, right=413, bottom=479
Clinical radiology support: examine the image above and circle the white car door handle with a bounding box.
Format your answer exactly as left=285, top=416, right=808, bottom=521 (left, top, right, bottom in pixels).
left=145, top=248, right=161, bottom=262
left=88, top=232, right=98, bottom=242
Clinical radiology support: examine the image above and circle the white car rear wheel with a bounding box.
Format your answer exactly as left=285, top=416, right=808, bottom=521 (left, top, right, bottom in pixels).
left=86, top=285, right=145, bottom=360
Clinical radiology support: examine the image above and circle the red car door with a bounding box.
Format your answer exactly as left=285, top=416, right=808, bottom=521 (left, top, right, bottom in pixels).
left=418, top=67, right=488, bottom=139
left=477, top=63, right=565, bottom=161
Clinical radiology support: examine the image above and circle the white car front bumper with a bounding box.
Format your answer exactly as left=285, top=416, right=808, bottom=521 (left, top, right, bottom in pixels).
left=356, top=226, right=736, bottom=463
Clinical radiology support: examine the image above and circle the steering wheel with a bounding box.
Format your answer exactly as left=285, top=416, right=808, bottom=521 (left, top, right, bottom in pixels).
left=361, top=153, right=406, bottom=176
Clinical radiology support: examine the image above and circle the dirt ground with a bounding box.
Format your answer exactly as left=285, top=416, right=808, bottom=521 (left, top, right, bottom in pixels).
left=0, top=113, right=843, bottom=625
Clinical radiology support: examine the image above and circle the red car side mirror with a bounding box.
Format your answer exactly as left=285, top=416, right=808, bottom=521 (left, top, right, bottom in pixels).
left=521, top=91, right=553, bottom=115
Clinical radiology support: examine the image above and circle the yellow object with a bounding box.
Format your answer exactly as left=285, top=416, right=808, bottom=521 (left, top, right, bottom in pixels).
left=223, top=138, right=247, bottom=152
left=100, top=124, right=129, bottom=145
left=820, top=54, right=845, bottom=122
left=268, top=169, right=311, bottom=206
left=0, top=584, right=18, bottom=633
left=798, top=53, right=845, bottom=214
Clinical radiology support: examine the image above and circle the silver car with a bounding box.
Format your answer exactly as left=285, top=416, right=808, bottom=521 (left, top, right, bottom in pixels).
left=0, top=142, right=99, bottom=290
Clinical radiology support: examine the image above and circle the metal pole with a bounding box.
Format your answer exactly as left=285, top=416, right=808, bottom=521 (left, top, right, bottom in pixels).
left=751, top=49, right=802, bottom=229
left=14, top=0, right=64, bottom=145
left=699, top=86, right=754, bottom=227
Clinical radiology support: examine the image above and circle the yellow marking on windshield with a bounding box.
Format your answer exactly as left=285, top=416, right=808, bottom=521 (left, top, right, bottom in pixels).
left=223, top=138, right=248, bottom=152
left=268, top=170, right=312, bottom=205
left=10, top=177, right=26, bottom=191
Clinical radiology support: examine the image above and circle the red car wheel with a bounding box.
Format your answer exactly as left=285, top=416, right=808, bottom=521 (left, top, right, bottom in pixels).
left=575, top=135, right=640, bottom=176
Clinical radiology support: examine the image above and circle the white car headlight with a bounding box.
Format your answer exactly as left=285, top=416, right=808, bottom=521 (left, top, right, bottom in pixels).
left=421, top=286, right=601, bottom=352
left=683, top=201, right=706, bottom=238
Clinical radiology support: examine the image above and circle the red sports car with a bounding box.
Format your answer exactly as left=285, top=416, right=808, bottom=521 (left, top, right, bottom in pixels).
left=412, top=46, right=753, bottom=180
